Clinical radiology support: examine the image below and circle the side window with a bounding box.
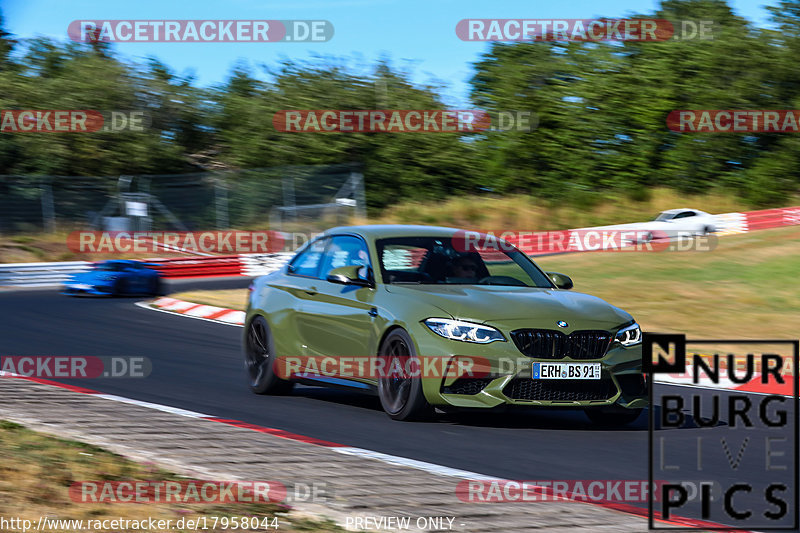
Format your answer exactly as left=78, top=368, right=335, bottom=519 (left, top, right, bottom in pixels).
left=288, top=237, right=328, bottom=278
left=675, top=211, right=696, bottom=219
left=319, top=235, right=370, bottom=279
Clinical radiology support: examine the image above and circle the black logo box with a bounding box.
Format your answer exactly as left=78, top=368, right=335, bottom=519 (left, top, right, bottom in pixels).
left=644, top=334, right=799, bottom=531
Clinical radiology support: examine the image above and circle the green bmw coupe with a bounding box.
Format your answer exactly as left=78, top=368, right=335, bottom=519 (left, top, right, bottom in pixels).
left=244, top=225, right=646, bottom=423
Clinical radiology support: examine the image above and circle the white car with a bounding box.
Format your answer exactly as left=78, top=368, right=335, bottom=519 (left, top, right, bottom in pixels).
left=585, top=208, right=717, bottom=244
left=639, top=208, right=717, bottom=241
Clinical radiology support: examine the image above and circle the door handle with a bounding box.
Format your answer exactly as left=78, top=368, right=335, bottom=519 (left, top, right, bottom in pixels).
left=368, top=307, right=378, bottom=317
left=305, top=286, right=318, bottom=296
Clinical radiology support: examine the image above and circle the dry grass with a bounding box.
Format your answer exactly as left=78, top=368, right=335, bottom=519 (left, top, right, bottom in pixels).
left=172, top=227, right=800, bottom=339
left=372, top=188, right=759, bottom=231
left=0, top=231, right=202, bottom=264
left=0, top=420, right=344, bottom=532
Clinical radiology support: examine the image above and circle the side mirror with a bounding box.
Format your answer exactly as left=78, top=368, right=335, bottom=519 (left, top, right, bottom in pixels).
left=546, top=271, right=573, bottom=290
left=326, top=265, right=373, bottom=287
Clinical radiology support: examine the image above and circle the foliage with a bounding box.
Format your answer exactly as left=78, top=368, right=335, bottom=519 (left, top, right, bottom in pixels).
left=1, top=1, right=799, bottom=210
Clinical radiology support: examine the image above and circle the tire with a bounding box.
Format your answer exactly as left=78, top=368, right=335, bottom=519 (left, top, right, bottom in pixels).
left=377, top=329, right=433, bottom=421
left=244, top=316, right=293, bottom=395
left=584, top=406, right=643, bottom=426
left=113, top=278, right=127, bottom=296
left=150, top=277, right=162, bottom=296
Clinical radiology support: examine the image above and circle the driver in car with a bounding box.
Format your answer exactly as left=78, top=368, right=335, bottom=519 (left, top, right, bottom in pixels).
left=447, top=255, right=480, bottom=282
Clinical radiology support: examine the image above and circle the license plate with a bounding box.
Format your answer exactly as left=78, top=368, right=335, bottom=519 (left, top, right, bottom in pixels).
left=532, top=362, right=601, bottom=380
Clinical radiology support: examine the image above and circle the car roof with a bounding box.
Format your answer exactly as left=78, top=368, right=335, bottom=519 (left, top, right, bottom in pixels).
left=99, top=259, right=137, bottom=265
left=324, top=224, right=464, bottom=240
left=660, top=208, right=700, bottom=214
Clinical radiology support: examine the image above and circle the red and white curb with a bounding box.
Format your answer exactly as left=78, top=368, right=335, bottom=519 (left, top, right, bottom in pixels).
left=138, top=296, right=244, bottom=326
left=0, top=371, right=750, bottom=532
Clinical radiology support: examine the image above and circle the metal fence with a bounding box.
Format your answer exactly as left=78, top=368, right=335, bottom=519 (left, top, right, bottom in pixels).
left=0, top=164, right=365, bottom=234
left=0, top=261, right=92, bottom=288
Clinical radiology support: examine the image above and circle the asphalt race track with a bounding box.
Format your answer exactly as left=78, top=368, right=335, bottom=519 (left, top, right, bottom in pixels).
left=1, top=282, right=796, bottom=529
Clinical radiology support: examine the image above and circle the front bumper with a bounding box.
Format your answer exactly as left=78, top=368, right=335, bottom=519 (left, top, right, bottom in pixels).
left=62, top=283, right=113, bottom=296
left=413, top=324, right=646, bottom=410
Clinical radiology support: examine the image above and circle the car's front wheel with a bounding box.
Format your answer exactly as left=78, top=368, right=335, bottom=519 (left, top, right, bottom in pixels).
left=244, top=316, right=293, bottom=395
left=377, top=329, right=433, bottom=421
left=584, top=406, right=643, bottom=426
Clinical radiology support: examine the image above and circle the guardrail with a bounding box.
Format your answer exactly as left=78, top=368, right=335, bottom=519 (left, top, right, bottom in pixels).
left=746, top=206, right=800, bottom=231
left=0, top=254, right=287, bottom=288
left=0, top=261, right=92, bottom=288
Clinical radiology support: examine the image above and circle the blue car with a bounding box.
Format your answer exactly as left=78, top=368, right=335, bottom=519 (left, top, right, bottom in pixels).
left=63, top=260, right=162, bottom=296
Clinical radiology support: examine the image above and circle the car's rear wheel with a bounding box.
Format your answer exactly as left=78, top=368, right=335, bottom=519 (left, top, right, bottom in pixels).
left=245, top=316, right=293, bottom=394
left=377, top=329, right=433, bottom=421
left=584, top=406, right=643, bottom=426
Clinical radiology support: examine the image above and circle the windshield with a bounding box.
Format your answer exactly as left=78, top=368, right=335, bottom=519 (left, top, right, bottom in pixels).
left=376, top=236, right=554, bottom=287
left=654, top=212, right=674, bottom=221
left=95, top=263, right=124, bottom=272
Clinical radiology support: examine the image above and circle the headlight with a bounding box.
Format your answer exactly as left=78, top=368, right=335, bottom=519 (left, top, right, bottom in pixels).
left=423, top=318, right=505, bottom=344
left=616, top=322, right=642, bottom=346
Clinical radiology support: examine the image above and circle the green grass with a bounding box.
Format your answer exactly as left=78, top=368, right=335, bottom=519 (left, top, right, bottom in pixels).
left=372, top=188, right=764, bottom=230
left=535, top=226, right=800, bottom=339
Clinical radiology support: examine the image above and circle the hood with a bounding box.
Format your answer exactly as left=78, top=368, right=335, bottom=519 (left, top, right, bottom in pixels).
left=70, top=270, right=118, bottom=283
left=385, top=284, right=632, bottom=330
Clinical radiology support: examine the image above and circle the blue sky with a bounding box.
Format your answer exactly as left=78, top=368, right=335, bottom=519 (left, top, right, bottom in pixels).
left=2, top=0, right=778, bottom=105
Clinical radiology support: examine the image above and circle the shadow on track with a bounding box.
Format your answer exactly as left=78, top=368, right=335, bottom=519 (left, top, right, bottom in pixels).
left=285, top=388, right=726, bottom=431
